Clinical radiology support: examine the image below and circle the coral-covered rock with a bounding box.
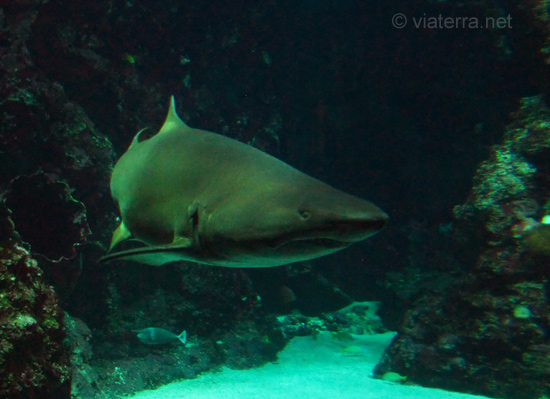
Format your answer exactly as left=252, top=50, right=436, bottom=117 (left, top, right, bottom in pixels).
left=513, top=0, right=550, bottom=60
left=374, top=281, right=549, bottom=398
left=0, top=240, right=70, bottom=399
left=63, top=313, right=97, bottom=398
left=375, top=97, right=550, bottom=399
left=455, top=96, right=550, bottom=255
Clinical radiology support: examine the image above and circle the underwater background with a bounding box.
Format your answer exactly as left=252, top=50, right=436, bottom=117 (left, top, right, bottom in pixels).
left=1, top=0, right=550, bottom=398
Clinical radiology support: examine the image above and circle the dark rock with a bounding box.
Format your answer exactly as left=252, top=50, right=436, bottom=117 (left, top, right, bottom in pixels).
left=0, top=241, right=70, bottom=399
left=374, top=97, right=550, bottom=399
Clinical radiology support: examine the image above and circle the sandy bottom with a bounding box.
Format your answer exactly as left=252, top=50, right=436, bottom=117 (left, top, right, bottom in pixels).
left=128, top=331, right=490, bottom=399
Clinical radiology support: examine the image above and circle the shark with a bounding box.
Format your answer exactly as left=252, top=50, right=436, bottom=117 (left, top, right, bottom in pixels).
left=99, top=97, right=388, bottom=267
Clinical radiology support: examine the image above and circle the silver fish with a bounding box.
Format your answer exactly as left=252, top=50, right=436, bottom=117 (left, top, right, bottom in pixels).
left=133, top=328, right=187, bottom=345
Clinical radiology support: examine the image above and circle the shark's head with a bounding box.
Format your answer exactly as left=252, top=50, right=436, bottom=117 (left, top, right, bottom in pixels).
left=200, top=178, right=388, bottom=267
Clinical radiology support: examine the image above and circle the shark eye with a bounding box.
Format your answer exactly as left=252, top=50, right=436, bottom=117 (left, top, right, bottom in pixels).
left=298, top=210, right=311, bottom=220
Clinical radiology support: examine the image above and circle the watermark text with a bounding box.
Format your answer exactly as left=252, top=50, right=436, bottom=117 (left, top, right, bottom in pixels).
left=392, top=13, right=512, bottom=29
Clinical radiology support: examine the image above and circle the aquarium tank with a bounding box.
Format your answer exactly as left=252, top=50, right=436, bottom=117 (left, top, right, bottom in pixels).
left=0, top=1, right=549, bottom=398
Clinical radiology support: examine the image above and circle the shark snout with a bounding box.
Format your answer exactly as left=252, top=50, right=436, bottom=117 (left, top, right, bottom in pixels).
left=331, top=210, right=388, bottom=242
left=285, top=203, right=387, bottom=248
left=314, top=207, right=387, bottom=242
left=299, top=187, right=388, bottom=243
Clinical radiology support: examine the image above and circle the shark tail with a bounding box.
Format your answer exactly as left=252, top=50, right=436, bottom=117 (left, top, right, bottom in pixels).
left=177, top=330, right=187, bottom=345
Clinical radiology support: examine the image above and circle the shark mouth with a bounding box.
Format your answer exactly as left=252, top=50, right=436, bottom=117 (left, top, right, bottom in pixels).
left=265, top=231, right=362, bottom=251
left=269, top=236, right=351, bottom=250
left=266, top=218, right=387, bottom=250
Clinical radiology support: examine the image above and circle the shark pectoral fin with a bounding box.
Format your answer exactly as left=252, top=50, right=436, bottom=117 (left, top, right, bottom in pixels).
left=99, top=237, right=195, bottom=266
left=109, top=221, right=133, bottom=251
left=172, top=235, right=193, bottom=247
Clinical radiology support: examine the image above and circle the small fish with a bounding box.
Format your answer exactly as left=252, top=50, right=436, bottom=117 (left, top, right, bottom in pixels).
left=133, top=328, right=187, bottom=345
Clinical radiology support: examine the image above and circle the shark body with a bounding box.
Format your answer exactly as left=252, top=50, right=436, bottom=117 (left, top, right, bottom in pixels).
left=100, top=97, right=387, bottom=267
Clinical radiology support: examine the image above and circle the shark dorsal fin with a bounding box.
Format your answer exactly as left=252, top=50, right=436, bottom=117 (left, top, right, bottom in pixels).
left=159, top=96, right=189, bottom=135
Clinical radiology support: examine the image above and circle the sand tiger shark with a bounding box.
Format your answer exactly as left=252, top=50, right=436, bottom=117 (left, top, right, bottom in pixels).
left=99, top=97, right=387, bottom=267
